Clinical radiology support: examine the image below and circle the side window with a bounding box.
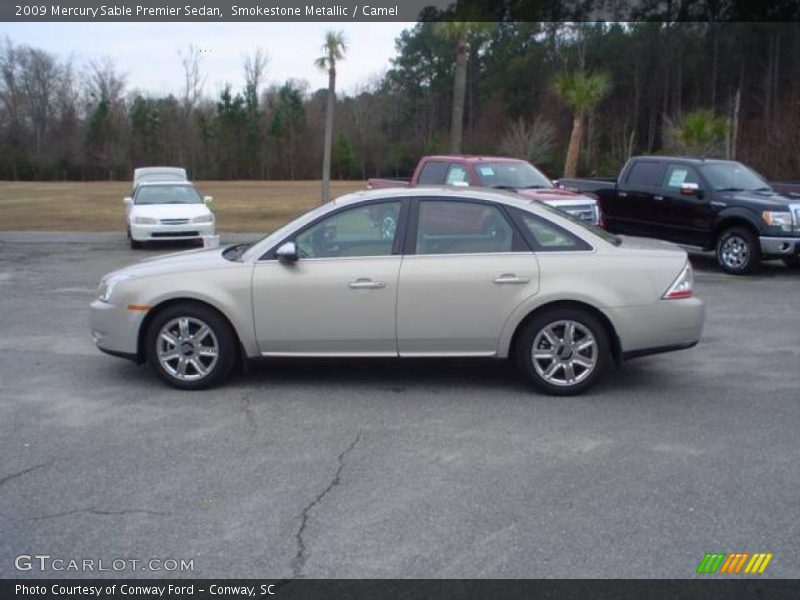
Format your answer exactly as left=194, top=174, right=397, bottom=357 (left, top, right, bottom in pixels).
left=445, top=164, right=470, bottom=186
left=625, top=161, right=666, bottom=188
left=417, top=161, right=448, bottom=185
left=295, top=202, right=401, bottom=258
left=416, top=200, right=514, bottom=255
left=520, top=213, right=590, bottom=251
left=663, top=164, right=700, bottom=191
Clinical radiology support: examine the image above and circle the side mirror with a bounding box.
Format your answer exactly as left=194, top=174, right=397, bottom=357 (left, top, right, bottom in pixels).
left=275, top=241, right=298, bottom=264
left=123, top=197, right=133, bottom=206
left=680, top=182, right=701, bottom=197
left=203, top=195, right=214, bottom=205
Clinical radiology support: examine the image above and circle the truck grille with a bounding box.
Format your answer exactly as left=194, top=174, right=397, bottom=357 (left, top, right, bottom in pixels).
left=160, top=218, right=190, bottom=225
left=565, top=205, right=596, bottom=224
left=793, top=205, right=800, bottom=232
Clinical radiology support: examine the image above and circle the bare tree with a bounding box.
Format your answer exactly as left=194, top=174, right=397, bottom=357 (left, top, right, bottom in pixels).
left=500, top=118, right=556, bottom=164
left=244, top=48, right=268, bottom=101
left=179, top=45, right=206, bottom=110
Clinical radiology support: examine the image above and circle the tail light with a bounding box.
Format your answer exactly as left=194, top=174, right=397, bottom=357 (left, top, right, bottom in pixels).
left=662, top=262, right=694, bottom=299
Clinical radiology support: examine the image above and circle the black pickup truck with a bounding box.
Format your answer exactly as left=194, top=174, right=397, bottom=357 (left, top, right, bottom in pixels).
left=560, top=156, right=800, bottom=274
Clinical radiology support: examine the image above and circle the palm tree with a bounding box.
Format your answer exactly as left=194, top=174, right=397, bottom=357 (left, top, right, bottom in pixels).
left=553, top=70, right=611, bottom=177
left=314, top=31, right=347, bottom=203
left=436, top=21, right=493, bottom=154
left=665, top=109, right=729, bottom=157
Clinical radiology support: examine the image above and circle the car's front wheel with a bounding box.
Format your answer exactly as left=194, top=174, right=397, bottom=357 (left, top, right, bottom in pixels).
left=515, top=308, right=610, bottom=396
left=145, top=302, right=237, bottom=390
left=716, top=227, right=760, bottom=275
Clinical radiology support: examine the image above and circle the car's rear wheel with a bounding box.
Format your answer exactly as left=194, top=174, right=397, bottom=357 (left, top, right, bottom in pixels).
left=716, top=227, right=760, bottom=275
left=515, top=308, right=610, bottom=396
left=145, top=302, right=237, bottom=390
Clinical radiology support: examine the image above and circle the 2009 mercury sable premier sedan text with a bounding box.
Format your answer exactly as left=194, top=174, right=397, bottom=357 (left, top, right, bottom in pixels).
left=90, top=188, right=704, bottom=395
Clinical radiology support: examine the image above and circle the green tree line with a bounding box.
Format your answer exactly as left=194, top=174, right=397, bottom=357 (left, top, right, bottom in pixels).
left=1, top=22, right=799, bottom=182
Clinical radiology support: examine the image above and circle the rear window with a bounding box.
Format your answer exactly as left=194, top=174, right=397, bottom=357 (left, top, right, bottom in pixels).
left=626, top=161, right=666, bottom=187
left=417, top=161, right=448, bottom=185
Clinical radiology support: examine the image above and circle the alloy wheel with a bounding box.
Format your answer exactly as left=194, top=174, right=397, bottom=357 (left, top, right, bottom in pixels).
left=156, top=317, right=219, bottom=381
left=531, top=320, right=598, bottom=387
left=720, top=235, right=749, bottom=270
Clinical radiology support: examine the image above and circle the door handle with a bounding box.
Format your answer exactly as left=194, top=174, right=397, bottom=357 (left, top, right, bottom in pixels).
left=348, top=278, right=386, bottom=289
left=653, top=195, right=664, bottom=201
left=493, top=274, right=530, bottom=285
left=618, top=191, right=627, bottom=197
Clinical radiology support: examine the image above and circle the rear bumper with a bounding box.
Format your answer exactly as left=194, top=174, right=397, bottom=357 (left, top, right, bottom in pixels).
left=759, top=236, right=800, bottom=257
left=607, top=296, right=705, bottom=357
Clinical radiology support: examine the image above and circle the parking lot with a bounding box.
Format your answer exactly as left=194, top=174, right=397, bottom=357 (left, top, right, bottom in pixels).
left=1, top=232, right=799, bottom=579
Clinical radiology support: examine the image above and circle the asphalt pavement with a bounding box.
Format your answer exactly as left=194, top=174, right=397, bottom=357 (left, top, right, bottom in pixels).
left=1, top=232, right=798, bottom=579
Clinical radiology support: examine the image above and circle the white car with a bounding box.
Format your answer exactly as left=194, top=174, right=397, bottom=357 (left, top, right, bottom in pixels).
left=124, top=181, right=215, bottom=249
left=93, top=187, right=704, bottom=395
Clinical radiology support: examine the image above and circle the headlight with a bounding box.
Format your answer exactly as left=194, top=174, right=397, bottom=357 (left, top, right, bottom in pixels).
left=192, top=214, right=214, bottom=224
left=132, top=216, right=157, bottom=225
left=762, top=211, right=793, bottom=232
left=97, top=274, right=131, bottom=303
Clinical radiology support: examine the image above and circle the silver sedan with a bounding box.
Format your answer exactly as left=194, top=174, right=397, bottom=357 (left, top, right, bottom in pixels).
left=90, top=187, right=704, bottom=395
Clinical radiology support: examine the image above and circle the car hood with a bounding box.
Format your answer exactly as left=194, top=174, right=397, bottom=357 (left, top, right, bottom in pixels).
left=109, top=247, right=233, bottom=280
left=723, top=190, right=799, bottom=209
left=517, top=187, right=597, bottom=206
left=130, top=203, right=211, bottom=219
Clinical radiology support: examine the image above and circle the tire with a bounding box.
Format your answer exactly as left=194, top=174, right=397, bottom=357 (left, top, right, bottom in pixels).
left=145, top=302, right=237, bottom=390
left=127, top=227, right=142, bottom=249
left=514, top=307, right=610, bottom=396
left=782, top=256, right=800, bottom=268
left=716, top=227, right=760, bottom=275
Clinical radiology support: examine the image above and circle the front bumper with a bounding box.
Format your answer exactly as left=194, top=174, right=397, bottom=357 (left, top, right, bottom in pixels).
left=759, top=235, right=800, bottom=257
left=130, top=221, right=215, bottom=241
left=89, top=299, right=146, bottom=360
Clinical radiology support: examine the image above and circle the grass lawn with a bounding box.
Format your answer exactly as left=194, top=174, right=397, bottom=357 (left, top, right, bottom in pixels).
left=0, top=180, right=364, bottom=233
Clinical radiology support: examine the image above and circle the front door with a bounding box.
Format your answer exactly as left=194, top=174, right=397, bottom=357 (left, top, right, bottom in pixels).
left=252, top=200, right=405, bottom=356
left=658, top=163, right=715, bottom=246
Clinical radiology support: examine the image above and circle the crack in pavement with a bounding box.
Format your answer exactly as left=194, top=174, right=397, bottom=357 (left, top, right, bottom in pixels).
left=25, top=507, right=172, bottom=521
left=0, top=461, right=53, bottom=491
left=290, top=431, right=362, bottom=579
left=241, top=391, right=257, bottom=433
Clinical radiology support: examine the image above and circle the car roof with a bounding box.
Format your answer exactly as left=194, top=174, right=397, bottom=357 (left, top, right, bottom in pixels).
left=632, top=155, right=737, bottom=165
left=423, top=155, right=526, bottom=164
left=137, top=181, right=195, bottom=187
left=332, top=185, right=536, bottom=210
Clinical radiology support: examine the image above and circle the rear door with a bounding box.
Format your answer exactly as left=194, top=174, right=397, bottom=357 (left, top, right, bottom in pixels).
left=397, top=198, right=539, bottom=356
left=612, top=160, right=668, bottom=236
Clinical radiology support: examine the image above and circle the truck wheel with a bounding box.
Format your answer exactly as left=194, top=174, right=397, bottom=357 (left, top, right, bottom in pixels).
left=515, top=308, right=610, bottom=396
left=716, top=227, right=760, bottom=275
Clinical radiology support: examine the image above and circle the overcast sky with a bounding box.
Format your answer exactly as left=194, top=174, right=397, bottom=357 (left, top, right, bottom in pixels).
left=0, top=22, right=413, bottom=97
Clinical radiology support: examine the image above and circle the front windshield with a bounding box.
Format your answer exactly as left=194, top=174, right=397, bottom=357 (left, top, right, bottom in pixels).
left=474, top=161, right=553, bottom=190
left=536, top=201, right=622, bottom=246
left=135, top=185, right=203, bottom=205
left=700, top=162, right=771, bottom=192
